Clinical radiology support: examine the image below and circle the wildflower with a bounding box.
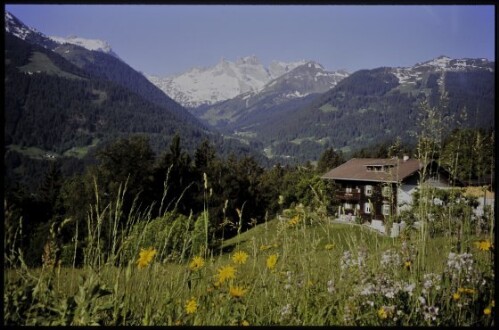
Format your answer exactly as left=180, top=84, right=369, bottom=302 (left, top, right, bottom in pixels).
left=288, top=215, right=299, bottom=227
left=232, top=251, right=249, bottom=265
left=360, top=283, right=376, bottom=296
left=325, top=243, right=335, bottom=250
left=474, top=240, right=492, bottom=251
left=280, top=303, right=293, bottom=319
left=229, top=285, right=247, bottom=298
left=381, top=249, right=401, bottom=267
left=185, top=297, right=198, bottom=314
left=378, top=307, right=388, bottom=319
left=189, top=256, right=205, bottom=271
left=422, top=273, right=442, bottom=293
left=452, top=292, right=461, bottom=301
left=216, top=265, right=236, bottom=283
left=137, top=247, right=157, bottom=269
left=266, top=254, right=278, bottom=270
left=403, top=283, right=416, bottom=296
left=404, top=260, right=412, bottom=270
left=327, top=280, right=336, bottom=294
left=484, top=307, right=491, bottom=315
left=423, top=305, right=439, bottom=322
left=241, top=320, right=250, bottom=326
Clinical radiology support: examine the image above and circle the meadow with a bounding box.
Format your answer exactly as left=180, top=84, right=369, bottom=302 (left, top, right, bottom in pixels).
left=4, top=191, right=495, bottom=326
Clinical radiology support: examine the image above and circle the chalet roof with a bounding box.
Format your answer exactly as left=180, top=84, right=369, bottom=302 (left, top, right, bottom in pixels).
left=321, top=158, right=423, bottom=183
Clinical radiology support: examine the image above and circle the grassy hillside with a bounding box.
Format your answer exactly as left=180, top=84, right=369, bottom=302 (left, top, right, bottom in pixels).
left=5, top=204, right=494, bottom=326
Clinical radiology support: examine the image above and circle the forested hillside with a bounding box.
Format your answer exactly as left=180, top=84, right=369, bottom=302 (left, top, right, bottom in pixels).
left=252, top=66, right=494, bottom=163
left=5, top=33, right=269, bottom=191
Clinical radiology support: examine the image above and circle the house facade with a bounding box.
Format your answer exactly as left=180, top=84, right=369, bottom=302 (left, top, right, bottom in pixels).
left=321, top=157, right=458, bottom=224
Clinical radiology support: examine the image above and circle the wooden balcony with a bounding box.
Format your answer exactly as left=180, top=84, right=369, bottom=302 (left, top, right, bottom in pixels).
left=337, top=190, right=361, bottom=201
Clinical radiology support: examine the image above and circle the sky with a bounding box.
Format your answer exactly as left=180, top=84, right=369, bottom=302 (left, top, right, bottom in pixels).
left=4, top=4, right=495, bottom=77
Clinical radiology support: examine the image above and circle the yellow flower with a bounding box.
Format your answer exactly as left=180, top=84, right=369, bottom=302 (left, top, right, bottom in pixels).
left=241, top=320, right=250, bottom=326
left=189, top=256, right=205, bottom=271
left=216, top=265, right=236, bottom=283
left=185, top=297, right=198, bottom=314
left=452, top=292, right=460, bottom=301
left=266, top=254, right=278, bottom=270
left=288, top=215, right=299, bottom=227
left=229, top=285, right=247, bottom=298
left=324, top=243, right=335, bottom=250
left=404, top=260, right=412, bottom=270
left=378, top=307, right=388, bottom=319
left=136, top=247, right=157, bottom=269
left=484, top=307, right=491, bottom=316
left=474, top=240, right=492, bottom=251
left=232, top=251, right=249, bottom=265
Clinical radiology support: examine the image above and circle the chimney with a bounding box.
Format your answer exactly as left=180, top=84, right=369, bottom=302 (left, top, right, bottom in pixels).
left=403, top=155, right=409, bottom=162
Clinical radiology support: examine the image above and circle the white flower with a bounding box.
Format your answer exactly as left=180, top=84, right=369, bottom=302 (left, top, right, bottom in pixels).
left=403, top=283, right=416, bottom=296
left=280, top=303, right=293, bottom=318
left=327, top=280, right=336, bottom=294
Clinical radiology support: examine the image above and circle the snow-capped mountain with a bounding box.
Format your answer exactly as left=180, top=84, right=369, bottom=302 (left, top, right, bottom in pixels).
left=147, top=56, right=308, bottom=108
left=392, top=55, right=494, bottom=86
left=196, top=60, right=349, bottom=128
left=49, top=35, right=121, bottom=59
left=5, top=11, right=121, bottom=59
left=261, top=61, right=349, bottom=99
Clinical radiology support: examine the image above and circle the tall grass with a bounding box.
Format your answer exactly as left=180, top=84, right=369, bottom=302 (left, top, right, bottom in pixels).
left=4, top=184, right=494, bottom=325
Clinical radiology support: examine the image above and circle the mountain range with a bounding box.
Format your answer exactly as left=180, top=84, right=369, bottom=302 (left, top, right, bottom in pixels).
left=4, top=10, right=495, bottom=173
left=146, top=50, right=493, bottom=163
left=147, top=56, right=316, bottom=108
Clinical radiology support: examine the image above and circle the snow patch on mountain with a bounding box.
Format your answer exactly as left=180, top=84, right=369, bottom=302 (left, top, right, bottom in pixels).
left=5, top=10, right=40, bottom=41
left=393, top=56, right=494, bottom=85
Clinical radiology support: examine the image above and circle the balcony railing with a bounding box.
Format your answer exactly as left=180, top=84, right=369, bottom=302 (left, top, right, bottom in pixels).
left=337, top=190, right=361, bottom=201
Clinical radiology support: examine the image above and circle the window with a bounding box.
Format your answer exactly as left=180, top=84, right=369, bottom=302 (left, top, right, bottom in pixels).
left=364, top=202, right=371, bottom=214
left=382, top=204, right=390, bottom=216
left=345, top=186, right=352, bottom=193
left=382, top=186, right=391, bottom=197
left=365, top=185, right=373, bottom=196
left=344, top=203, right=352, bottom=209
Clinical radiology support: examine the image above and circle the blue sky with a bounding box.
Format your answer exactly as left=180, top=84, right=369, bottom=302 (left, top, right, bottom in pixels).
left=5, top=4, right=495, bottom=76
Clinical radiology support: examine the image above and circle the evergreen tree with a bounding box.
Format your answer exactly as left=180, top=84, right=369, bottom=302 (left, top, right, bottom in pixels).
left=316, top=147, right=344, bottom=174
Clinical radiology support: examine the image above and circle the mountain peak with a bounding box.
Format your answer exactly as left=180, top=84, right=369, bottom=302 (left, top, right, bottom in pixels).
left=236, top=55, right=260, bottom=65
left=49, top=35, right=119, bottom=59
left=148, top=56, right=321, bottom=108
